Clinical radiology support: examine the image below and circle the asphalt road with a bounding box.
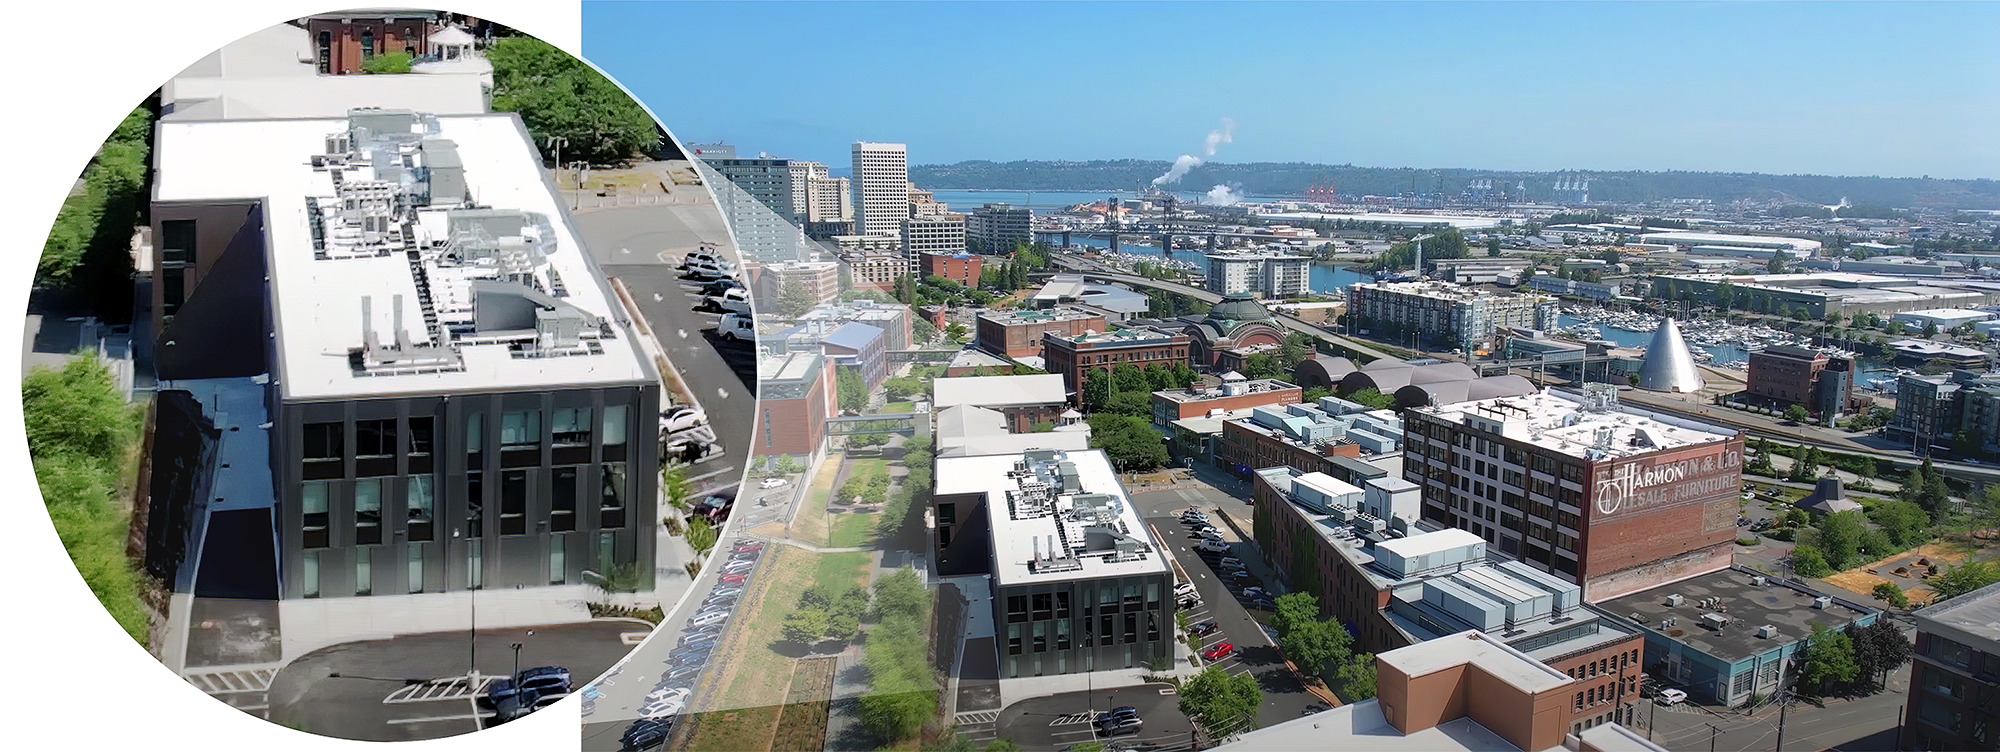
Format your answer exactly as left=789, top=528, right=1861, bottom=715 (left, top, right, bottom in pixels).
left=571, top=202, right=757, bottom=491
left=996, top=684, right=1193, bottom=752
left=1128, top=485, right=1323, bottom=733
left=267, top=621, right=647, bottom=742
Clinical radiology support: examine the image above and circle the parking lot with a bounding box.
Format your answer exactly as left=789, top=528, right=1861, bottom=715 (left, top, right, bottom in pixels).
left=993, top=684, right=1193, bottom=752
left=266, top=621, right=643, bottom=741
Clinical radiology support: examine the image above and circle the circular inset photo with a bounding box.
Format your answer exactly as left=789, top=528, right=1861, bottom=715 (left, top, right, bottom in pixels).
left=23, top=8, right=757, bottom=741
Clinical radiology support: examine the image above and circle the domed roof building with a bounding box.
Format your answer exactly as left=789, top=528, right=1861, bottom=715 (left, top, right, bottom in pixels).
left=1183, top=292, right=1287, bottom=369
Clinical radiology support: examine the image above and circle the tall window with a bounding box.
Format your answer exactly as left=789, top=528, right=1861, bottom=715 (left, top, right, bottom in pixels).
left=355, top=479, right=383, bottom=545
left=466, top=413, right=484, bottom=457
left=355, top=553, right=372, bottom=596
left=302, top=482, right=331, bottom=549
left=360, top=30, right=375, bottom=59
left=549, top=539, right=566, bottom=585
left=598, top=532, right=615, bottom=571
left=407, top=475, right=434, bottom=541
left=355, top=419, right=396, bottom=457
left=500, top=470, right=528, bottom=536
left=466, top=539, right=483, bottom=590
left=162, top=268, right=186, bottom=316
left=407, top=546, right=425, bottom=593
left=600, top=463, right=627, bottom=528
left=602, top=405, right=628, bottom=446
left=302, top=551, right=320, bottom=598
left=316, top=31, right=332, bottom=74
left=466, top=471, right=484, bottom=537
left=407, top=417, right=434, bottom=455
left=501, top=410, right=541, bottom=449
left=552, top=407, right=592, bottom=447
left=303, top=422, right=344, bottom=478
left=551, top=467, right=578, bottom=532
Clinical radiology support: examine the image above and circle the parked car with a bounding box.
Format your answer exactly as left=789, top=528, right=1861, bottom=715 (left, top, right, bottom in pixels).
left=679, top=632, right=719, bottom=649
left=721, top=558, right=757, bottom=573
left=1218, top=556, right=1243, bottom=569
left=661, top=405, right=708, bottom=435
left=1201, top=643, right=1235, bottom=661
left=684, top=620, right=727, bottom=638
left=515, top=666, right=572, bottom=697
left=716, top=313, right=754, bottom=343
left=696, top=277, right=743, bottom=297
left=699, top=286, right=752, bottom=315
left=481, top=679, right=540, bottom=725
left=1174, top=583, right=1199, bottom=596
left=659, top=664, right=704, bottom=682
left=1241, top=586, right=1269, bottom=599
left=679, top=250, right=722, bottom=269
left=1195, top=540, right=1229, bottom=553
left=1656, top=689, right=1688, bottom=706
left=1247, top=596, right=1276, bottom=610
left=759, top=477, right=788, bottom=489
left=622, top=717, right=674, bottom=751
left=1098, top=716, right=1144, bottom=736
left=719, top=572, right=749, bottom=584
left=731, top=541, right=764, bottom=554
left=687, top=610, right=731, bottom=628
left=708, top=586, right=744, bottom=598
left=639, top=687, right=689, bottom=718
left=1190, top=621, right=1220, bottom=637
left=682, top=259, right=737, bottom=280
left=1104, top=705, right=1139, bottom=720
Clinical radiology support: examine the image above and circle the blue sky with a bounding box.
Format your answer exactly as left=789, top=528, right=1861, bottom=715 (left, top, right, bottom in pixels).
left=583, top=2, right=2000, bottom=179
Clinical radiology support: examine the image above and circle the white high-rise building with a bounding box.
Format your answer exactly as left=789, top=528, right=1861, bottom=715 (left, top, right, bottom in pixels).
left=788, top=161, right=827, bottom=222
left=852, top=142, right=909, bottom=238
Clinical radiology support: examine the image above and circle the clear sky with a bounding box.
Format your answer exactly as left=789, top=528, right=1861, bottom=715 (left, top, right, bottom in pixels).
left=583, top=1, right=2000, bottom=179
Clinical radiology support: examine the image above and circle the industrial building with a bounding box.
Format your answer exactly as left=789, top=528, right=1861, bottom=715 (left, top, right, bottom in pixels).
left=146, top=109, right=661, bottom=610
left=1599, top=567, right=1879, bottom=706
left=1402, top=385, right=1745, bottom=600
left=1149, top=376, right=1299, bottom=426
left=1744, top=345, right=1855, bottom=418
left=975, top=307, right=1106, bottom=360
left=1249, top=467, right=1648, bottom=733
left=1652, top=273, right=2000, bottom=318
left=1042, top=326, right=1193, bottom=399
left=931, top=449, right=1177, bottom=678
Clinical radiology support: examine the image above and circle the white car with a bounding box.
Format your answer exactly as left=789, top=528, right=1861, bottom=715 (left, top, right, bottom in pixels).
left=701, top=287, right=751, bottom=315
left=1218, top=556, right=1243, bottom=569
left=1196, top=540, right=1229, bottom=553
left=661, top=405, right=708, bottom=435
left=687, top=610, right=730, bottom=628
left=1196, top=530, right=1225, bottom=542
left=1241, top=586, right=1269, bottom=599
left=684, top=259, right=737, bottom=280
left=1655, top=689, right=1688, bottom=706
left=720, top=558, right=757, bottom=573
left=759, top=477, right=788, bottom=489
left=639, top=688, right=689, bottom=718
left=716, top=313, right=754, bottom=343
left=1174, top=583, right=1199, bottom=596
left=679, top=250, right=722, bottom=269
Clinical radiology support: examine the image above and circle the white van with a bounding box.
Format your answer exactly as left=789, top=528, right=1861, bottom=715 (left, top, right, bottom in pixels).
left=716, top=313, right=755, bottom=343
left=684, top=259, right=737, bottom=280
left=701, top=287, right=752, bottom=315
left=679, top=249, right=722, bottom=269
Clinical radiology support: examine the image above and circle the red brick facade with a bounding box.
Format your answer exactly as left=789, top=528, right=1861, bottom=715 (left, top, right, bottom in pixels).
left=1042, top=329, right=1192, bottom=400
left=921, top=252, right=983, bottom=288
left=975, top=310, right=1105, bottom=359
left=1150, top=384, right=1300, bottom=423
left=305, top=14, right=435, bottom=75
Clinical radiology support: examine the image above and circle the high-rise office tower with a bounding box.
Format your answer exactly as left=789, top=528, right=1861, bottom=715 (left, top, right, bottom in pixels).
left=788, top=161, right=827, bottom=223
left=852, top=142, right=909, bottom=238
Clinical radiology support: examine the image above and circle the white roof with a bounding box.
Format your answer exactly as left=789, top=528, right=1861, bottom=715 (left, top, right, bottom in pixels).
left=936, top=450, right=1170, bottom=586
left=1415, top=389, right=1735, bottom=461
left=1376, top=527, right=1483, bottom=560
left=932, top=374, right=1068, bottom=409
left=154, top=115, right=651, bottom=401
left=1639, top=231, right=1822, bottom=252
left=1378, top=630, right=1572, bottom=694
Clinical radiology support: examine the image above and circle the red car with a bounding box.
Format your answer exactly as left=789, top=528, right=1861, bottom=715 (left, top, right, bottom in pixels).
left=733, top=541, right=764, bottom=554
left=1201, top=642, right=1235, bottom=661
left=719, top=572, right=749, bottom=584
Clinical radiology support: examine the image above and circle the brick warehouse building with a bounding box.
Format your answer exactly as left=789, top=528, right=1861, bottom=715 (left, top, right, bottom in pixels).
left=1745, top=344, right=1855, bottom=418
left=1401, top=385, right=1745, bottom=601
left=1249, top=469, right=1648, bottom=733
left=975, top=307, right=1106, bottom=360
left=1042, top=326, right=1193, bottom=401
left=921, top=251, right=983, bottom=288
left=304, top=11, right=439, bottom=75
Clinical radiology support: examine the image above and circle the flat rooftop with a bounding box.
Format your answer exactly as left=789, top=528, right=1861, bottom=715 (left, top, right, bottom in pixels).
left=1381, top=630, right=1573, bottom=694
left=758, top=350, right=822, bottom=384
left=1411, top=388, right=1736, bottom=461
left=1214, top=699, right=1536, bottom=752
left=977, top=306, right=1101, bottom=325
left=1045, top=326, right=1185, bottom=346
left=936, top=449, right=1169, bottom=587
left=1352, top=280, right=1553, bottom=305
left=1154, top=379, right=1297, bottom=404
left=1914, top=581, right=2000, bottom=644
left=932, top=374, right=1067, bottom=409
left=154, top=114, right=649, bottom=401
left=1600, top=567, right=1875, bottom=663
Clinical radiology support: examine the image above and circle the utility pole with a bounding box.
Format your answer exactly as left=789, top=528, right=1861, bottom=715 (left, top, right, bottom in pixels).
left=1709, top=722, right=1720, bottom=752
left=1775, top=692, right=1789, bottom=751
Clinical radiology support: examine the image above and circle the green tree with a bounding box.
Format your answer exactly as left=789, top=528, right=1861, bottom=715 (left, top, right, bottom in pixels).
left=1082, top=370, right=1114, bottom=411
left=1845, top=620, right=1912, bottom=689
left=1271, top=592, right=1320, bottom=639
left=776, top=275, right=817, bottom=318
left=1871, top=582, right=1909, bottom=609
left=1087, top=415, right=1170, bottom=472
left=1808, top=509, right=1869, bottom=570
left=1784, top=404, right=1811, bottom=424
left=1798, top=624, right=1860, bottom=696
left=487, top=37, right=658, bottom=165
left=663, top=465, right=694, bottom=511
left=360, top=50, right=413, bottom=74
left=1767, top=255, right=1787, bottom=274
left=1346, top=388, right=1395, bottom=410
left=1931, top=561, right=2000, bottom=603
left=984, top=739, right=1023, bottom=752
left=837, top=367, right=868, bottom=413
left=1334, top=653, right=1378, bottom=701
left=1177, top=667, right=1262, bottom=733
left=1281, top=620, right=1352, bottom=678
left=1869, top=500, right=1931, bottom=548
left=883, top=376, right=927, bottom=402
left=1923, top=320, right=1941, bottom=339
left=783, top=607, right=830, bottom=644
left=1791, top=544, right=1833, bottom=578
left=1486, top=237, right=1502, bottom=257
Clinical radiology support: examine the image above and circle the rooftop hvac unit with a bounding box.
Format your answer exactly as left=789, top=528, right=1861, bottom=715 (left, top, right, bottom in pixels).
left=1665, top=594, right=1685, bottom=607
left=1751, top=575, right=1768, bottom=587
left=1757, top=625, right=1777, bottom=639
left=1812, top=596, right=1831, bottom=609
left=1700, top=613, right=1729, bottom=630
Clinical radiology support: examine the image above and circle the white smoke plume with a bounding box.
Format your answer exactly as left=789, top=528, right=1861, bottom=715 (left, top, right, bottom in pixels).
left=1152, top=118, right=1237, bottom=186
left=1206, top=184, right=1243, bottom=206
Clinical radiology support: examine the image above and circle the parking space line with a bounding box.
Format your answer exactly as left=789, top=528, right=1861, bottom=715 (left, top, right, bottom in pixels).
left=385, top=712, right=486, bottom=725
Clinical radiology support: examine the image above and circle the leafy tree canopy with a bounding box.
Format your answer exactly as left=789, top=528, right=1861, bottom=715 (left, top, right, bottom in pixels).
left=488, top=37, right=657, bottom=165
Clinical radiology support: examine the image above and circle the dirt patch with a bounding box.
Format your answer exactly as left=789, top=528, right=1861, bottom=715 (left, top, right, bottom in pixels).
left=772, top=658, right=837, bottom=752
left=1823, top=540, right=1982, bottom=605
left=791, top=452, right=847, bottom=546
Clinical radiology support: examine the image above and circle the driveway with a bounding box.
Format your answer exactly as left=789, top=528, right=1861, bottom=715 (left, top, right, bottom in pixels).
left=267, top=620, right=645, bottom=741
left=994, top=684, right=1193, bottom=751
